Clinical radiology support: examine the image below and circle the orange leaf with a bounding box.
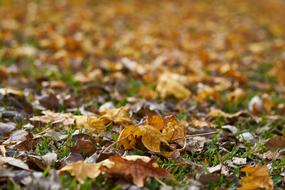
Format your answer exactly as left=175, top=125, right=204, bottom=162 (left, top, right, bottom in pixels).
left=146, top=114, right=165, bottom=130
left=117, top=125, right=137, bottom=150
left=134, top=125, right=168, bottom=152
left=238, top=165, right=273, bottom=190
left=163, top=115, right=185, bottom=146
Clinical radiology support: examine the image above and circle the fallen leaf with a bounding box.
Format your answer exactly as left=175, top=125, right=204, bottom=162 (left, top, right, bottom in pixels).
left=0, top=88, right=24, bottom=96
left=248, top=96, right=263, bottom=114
left=0, top=122, right=16, bottom=136
left=30, top=110, right=75, bottom=125
left=146, top=113, right=164, bottom=130
left=99, top=107, right=132, bottom=125
left=59, top=160, right=112, bottom=183
left=104, top=155, right=172, bottom=187
left=265, top=136, right=285, bottom=150
left=191, top=118, right=215, bottom=128
left=0, top=156, right=29, bottom=170
left=117, top=125, right=137, bottom=150
left=226, top=88, right=246, bottom=102
left=134, top=125, right=168, bottom=152
left=0, top=145, right=6, bottom=156
left=162, top=115, right=185, bottom=146
left=196, top=85, right=220, bottom=103
left=238, top=165, right=273, bottom=190
left=156, top=72, right=191, bottom=99
left=75, top=115, right=107, bottom=131
left=262, top=94, right=274, bottom=112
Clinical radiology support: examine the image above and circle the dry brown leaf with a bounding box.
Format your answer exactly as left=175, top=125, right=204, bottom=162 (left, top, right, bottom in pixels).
left=104, top=155, right=172, bottom=187
left=30, top=110, right=75, bottom=125
left=238, top=165, right=273, bottom=190
left=0, top=145, right=6, bottom=156
left=156, top=72, right=191, bottom=99
left=31, top=111, right=109, bottom=131
left=191, top=118, right=215, bottom=128
left=208, top=108, right=249, bottom=119
left=0, top=156, right=29, bottom=170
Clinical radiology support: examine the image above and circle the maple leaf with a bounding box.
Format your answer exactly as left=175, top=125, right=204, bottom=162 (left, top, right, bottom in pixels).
left=104, top=155, right=172, bottom=187
left=134, top=125, right=168, bottom=152
left=118, top=114, right=185, bottom=152
left=156, top=72, right=191, bottom=99
left=118, top=124, right=168, bottom=153
left=238, top=165, right=273, bottom=190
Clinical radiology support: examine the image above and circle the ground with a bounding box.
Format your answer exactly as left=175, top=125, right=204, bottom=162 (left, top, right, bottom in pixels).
left=1, top=0, right=285, bottom=189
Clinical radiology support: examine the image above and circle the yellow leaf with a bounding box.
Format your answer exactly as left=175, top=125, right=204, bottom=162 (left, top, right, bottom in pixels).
left=99, top=107, right=132, bottom=125
left=156, top=73, right=191, bottom=100
left=146, top=114, right=164, bottom=130
left=238, top=165, right=273, bottom=190
left=117, top=125, right=137, bottom=150
left=162, top=115, right=185, bottom=146
left=75, top=115, right=107, bottom=131
left=196, top=85, right=219, bottom=103
left=59, top=161, right=102, bottom=182
left=59, top=160, right=113, bottom=183
left=134, top=125, right=168, bottom=152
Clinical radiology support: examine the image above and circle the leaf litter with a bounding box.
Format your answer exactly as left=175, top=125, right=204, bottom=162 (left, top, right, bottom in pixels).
left=1, top=0, right=285, bottom=189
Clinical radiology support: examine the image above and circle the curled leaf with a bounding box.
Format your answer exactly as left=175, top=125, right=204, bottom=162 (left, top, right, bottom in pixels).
left=118, top=125, right=137, bottom=150
left=134, top=125, right=168, bottom=152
